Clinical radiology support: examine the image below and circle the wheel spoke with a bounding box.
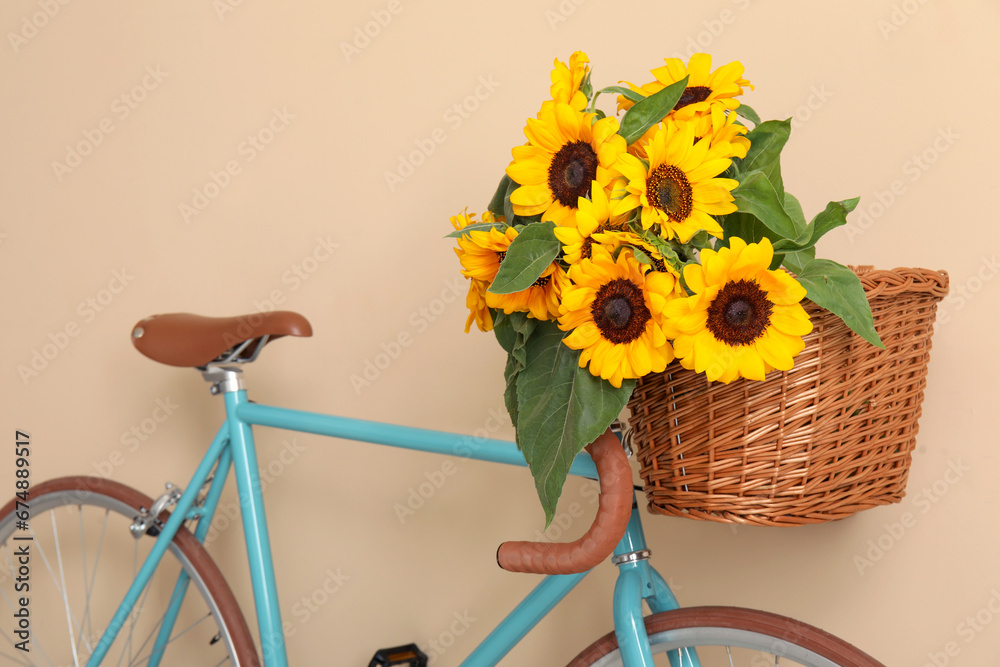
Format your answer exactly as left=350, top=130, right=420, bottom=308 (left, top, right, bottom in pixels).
left=134, top=612, right=217, bottom=667
left=76, top=506, right=91, bottom=652
left=77, top=508, right=109, bottom=658
left=29, top=518, right=82, bottom=661
left=0, top=645, right=35, bottom=667
left=118, top=565, right=156, bottom=667
left=129, top=608, right=168, bottom=667
left=51, top=510, right=82, bottom=666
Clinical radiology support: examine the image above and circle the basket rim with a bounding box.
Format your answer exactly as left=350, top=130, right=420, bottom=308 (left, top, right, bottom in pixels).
left=847, top=266, right=949, bottom=298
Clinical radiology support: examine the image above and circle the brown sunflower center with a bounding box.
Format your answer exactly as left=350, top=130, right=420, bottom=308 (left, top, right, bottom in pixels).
left=532, top=275, right=551, bottom=288
left=549, top=141, right=599, bottom=207
left=674, top=86, right=712, bottom=111
left=706, top=279, right=774, bottom=346
left=646, top=164, right=693, bottom=222
left=591, top=278, right=650, bottom=344
left=496, top=250, right=506, bottom=263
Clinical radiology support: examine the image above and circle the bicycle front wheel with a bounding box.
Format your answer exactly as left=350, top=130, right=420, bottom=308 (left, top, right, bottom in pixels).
left=0, top=476, right=259, bottom=666
left=568, top=606, right=884, bottom=666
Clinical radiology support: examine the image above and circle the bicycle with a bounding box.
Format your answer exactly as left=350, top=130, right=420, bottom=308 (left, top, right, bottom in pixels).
left=0, top=310, right=886, bottom=666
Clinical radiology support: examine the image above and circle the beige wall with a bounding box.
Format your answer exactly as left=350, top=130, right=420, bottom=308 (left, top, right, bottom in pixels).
left=3, top=0, right=998, bottom=664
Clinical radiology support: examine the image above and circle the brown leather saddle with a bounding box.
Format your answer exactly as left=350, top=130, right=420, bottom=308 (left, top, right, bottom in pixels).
left=131, top=311, right=312, bottom=367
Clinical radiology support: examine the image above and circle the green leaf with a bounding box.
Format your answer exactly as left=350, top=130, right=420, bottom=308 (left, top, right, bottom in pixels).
left=686, top=229, right=714, bottom=250
left=798, top=197, right=859, bottom=245
left=445, top=220, right=508, bottom=238
left=503, top=352, right=521, bottom=428
left=795, top=259, right=884, bottom=348
left=780, top=247, right=815, bottom=275
left=514, top=320, right=635, bottom=525
left=494, top=311, right=539, bottom=431
left=636, top=229, right=684, bottom=272
left=736, top=103, right=761, bottom=126
left=488, top=174, right=514, bottom=219
left=597, top=85, right=645, bottom=104
left=816, top=196, right=859, bottom=229
left=492, top=310, right=517, bottom=355
left=774, top=197, right=861, bottom=252
left=718, top=211, right=785, bottom=269
left=508, top=312, right=538, bottom=366
left=732, top=171, right=804, bottom=240
left=501, top=175, right=519, bottom=225
left=721, top=210, right=773, bottom=246
left=579, top=69, right=594, bottom=100
left=487, top=222, right=560, bottom=295
left=493, top=312, right=520, bottom=424
left=511, top=212, right=543, bottom=227
left=631, top=246, right=653, bottom=266
left=783, top=192, right=807, bottom=228
left=735, top=119, right=791, bottom=198
left=618, top=76, right=689, bottom=145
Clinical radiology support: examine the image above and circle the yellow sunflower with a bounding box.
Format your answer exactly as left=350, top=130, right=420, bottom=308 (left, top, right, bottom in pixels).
left=485, top=262, right=569, bottom=322
left=506, top=102, right=626, bottom=226
left=558, top=245, right=676, bottom=388
left=550, top=51, right=590, bottom=110
left=696, top=105, right=750, bottom=160
left=552, top=182, right=627, bottom=266
left=451, top=210, right=502, bottom=333
left=662, top=237, right=813, bottom=384
left=619, top=52, right=752, bottom=122
left=629, top=105, right=749, bottom=162
left=464, top=279, right=494, bottom=333
left=612, top=122, right=737, bottom=242
left=454, top=225, right=518, bottom=284
left=450, top=208, right=475, bottom=232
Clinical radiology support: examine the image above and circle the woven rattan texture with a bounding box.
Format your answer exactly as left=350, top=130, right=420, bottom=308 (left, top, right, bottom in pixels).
left=627, top=267, right=949, bottom=527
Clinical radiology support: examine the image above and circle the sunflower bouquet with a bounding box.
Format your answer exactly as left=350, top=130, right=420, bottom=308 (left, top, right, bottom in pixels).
left=449, top=52, right=881, bottom=524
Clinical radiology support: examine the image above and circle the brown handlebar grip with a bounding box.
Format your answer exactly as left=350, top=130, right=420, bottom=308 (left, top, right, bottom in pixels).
left=496, top=428, right=632, bottom=575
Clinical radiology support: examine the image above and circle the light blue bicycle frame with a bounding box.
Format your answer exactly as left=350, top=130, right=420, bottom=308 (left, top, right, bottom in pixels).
left=86, top=371, right=700, bottom=667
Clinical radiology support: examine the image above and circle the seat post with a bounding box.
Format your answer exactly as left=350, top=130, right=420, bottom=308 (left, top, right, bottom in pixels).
left=201, top=365, right=245, bottom=395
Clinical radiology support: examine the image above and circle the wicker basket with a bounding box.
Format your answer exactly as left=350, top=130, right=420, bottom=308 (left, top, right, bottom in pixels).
left=626, top=266, right=949, bottom=527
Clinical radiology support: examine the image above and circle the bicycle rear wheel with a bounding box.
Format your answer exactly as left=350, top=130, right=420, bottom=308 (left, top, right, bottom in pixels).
left=568, top=606, right=884, bottom=666
left=0, top=476, right=259, bottom=666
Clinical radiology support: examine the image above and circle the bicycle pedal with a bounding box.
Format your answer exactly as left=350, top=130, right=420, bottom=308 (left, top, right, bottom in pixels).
left=368, top=643, right=427, bottom=667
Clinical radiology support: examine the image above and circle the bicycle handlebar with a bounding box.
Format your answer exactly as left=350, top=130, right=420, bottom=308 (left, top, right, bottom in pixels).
left=496, top=428, right=633, bottom=575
